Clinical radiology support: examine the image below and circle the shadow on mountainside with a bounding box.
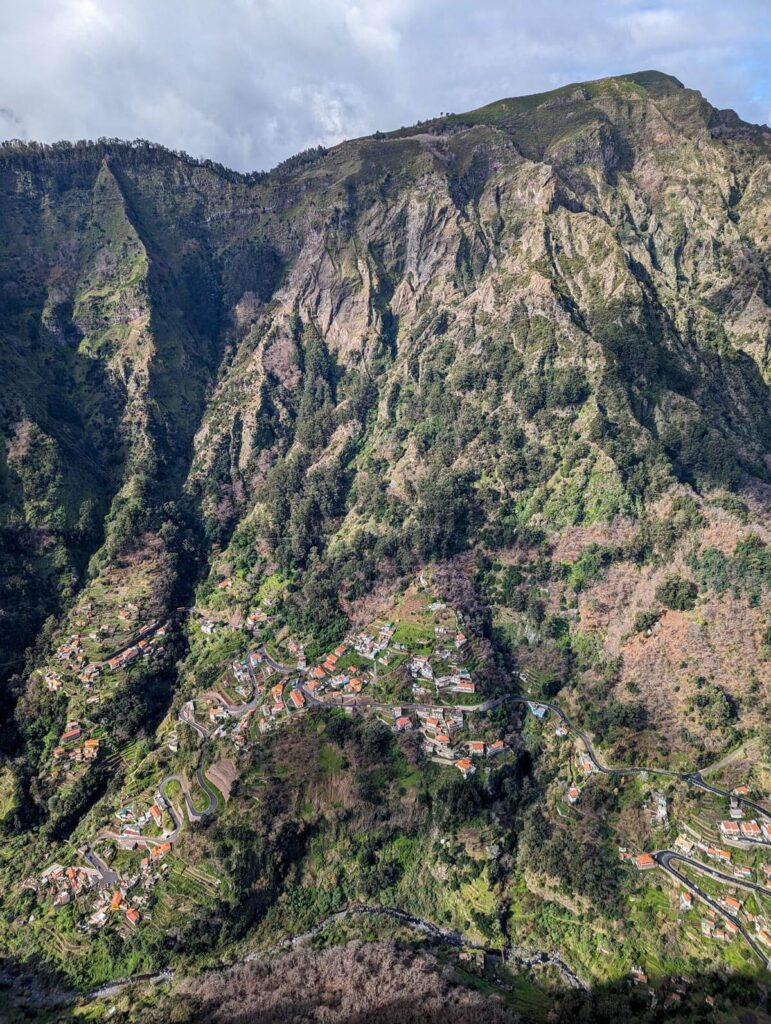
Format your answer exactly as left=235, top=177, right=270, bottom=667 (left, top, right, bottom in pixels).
left=4, top=941, right=771, bottom=1024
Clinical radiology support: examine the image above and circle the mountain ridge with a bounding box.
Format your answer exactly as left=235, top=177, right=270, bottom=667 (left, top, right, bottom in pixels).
left=0, top=70, right=770, bottom=1017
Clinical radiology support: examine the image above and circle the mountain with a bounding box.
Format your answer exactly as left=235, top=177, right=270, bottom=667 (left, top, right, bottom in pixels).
left=0, top=71, right=770, bottom=1021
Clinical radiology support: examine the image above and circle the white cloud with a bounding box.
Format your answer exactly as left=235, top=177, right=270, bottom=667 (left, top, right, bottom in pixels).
left=0, top=0, right=768, bottom=170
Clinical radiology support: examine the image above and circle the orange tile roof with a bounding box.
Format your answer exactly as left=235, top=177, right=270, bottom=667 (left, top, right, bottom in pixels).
left=634, top=853, right=655, bottom=869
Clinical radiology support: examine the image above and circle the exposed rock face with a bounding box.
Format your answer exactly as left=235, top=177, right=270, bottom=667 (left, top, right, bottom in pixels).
left=0, top=69, right=769, bottom=695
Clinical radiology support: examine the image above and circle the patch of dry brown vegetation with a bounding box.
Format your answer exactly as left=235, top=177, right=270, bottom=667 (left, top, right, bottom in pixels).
left=170, top=941, right=518, bottom=1024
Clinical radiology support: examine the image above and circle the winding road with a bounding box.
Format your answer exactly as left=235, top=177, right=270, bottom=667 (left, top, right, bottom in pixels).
left=505, top=694, right=771, bottom=823
left=655, top=851, right=771, bottom=968
left=82, top=904, right=587, bottom=1003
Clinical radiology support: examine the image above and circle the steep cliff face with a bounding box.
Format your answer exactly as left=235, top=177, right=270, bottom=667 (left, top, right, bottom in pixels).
left=1, top=70, right=770, bottom=1005
left=0, top=68, right=769, bottom=716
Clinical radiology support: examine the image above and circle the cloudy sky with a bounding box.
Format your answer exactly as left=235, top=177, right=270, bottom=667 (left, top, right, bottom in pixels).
left=1, top=0, right=769, bottom=172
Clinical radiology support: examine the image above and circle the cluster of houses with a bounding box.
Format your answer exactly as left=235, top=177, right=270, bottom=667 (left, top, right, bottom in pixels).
left=350, top=623, right=395, bottom=662
left=305, top=642, right=367, bottom=699
left=44, top=621, right=167, bottom=699
left=33, top=862, right=101, bottom=907
left=391, top=707, right=506, bottom=777
left=699, top=893, right=771, bottom=949
left=54, top=634, right=86, bottom=672
left=410, top=653, right=476, bottom=697
left=53, top=722, right=100, bottom=765
left=719, top=818, right=771, bottom=844
left=112, top=793, right=176, bottom=849
left=32, top=841, right=174, bottom=936
left=701, top=915, right=740, bottom=943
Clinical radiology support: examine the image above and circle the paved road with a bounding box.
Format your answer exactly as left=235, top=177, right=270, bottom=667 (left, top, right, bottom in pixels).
left=508, top=695, right=771, bottom=822
left=84, top=848, right=119, bottom=888
left=159, top=771, right=216, bottom=822
left=660, top=851, right=771, bottom=900
left=654, top=851, right=771, bottom=969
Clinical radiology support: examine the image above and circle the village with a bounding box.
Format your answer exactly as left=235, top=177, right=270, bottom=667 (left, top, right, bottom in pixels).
left=24, top=571, right=771, bottom=974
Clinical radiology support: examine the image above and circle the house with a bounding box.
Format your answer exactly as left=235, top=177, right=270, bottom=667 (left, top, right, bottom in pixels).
left=216, top=578, right=234, bottom=590
left=83, top=738, right=100, bottom=760
left=701, top=918, right=716, bottom=936
left=455, top=633, right=467, bottom=648
left=455, top=758, right=476, bottom=779
left=201, top=620, right=216, bottom=635
left=122, top=646, right=140, bottom=665
left=555, top=724, right=568, bottom=737
left=680, top=891, right=693, bottom=911
left=394, top=716, right=413, bottom=732
left=762, top=820, right=771, bottom=841
left=289, top=689, right=305, bottom=710
left=45, top=671, right=63, bottom=692
left=732, top=785, right=751, bottom=796
left=346, top=678, right=363, bottom=694
left=758, top=930, right=771, bottom=948
left=567, top=786, right=580, bottom=804
left=125, top=908, right=141, bottom=927
left=468, top=741, right=486, bottom=756
left=739, top=821, right=761, bottom=839
left=674, top=835, right=694, bottom=855
left=720, top=895, right=742, bottom=913
left=450, top=680, right=476, bottom=694
left=720, top=821, right=741, bottom=838
left=579, top=756, right=595, bottom=776
left=634, top=853, right=656, bottom=870
left=310, top=666, right=326, bottom=680
left=734, top=865, right=753, bottom=880
left=424, top=716, right=440, bottom=732
left=334, top=645, right=346, bottom=658
left=61, top=722, right=82, bottom=744
left=527, top=702, right=547, bottom=720
left=435, top=733, right=451, bottom=747
left=149, top=805, right=163, bottom=827
left=487, top=740, right=507, bottom=757
left=150, top=841, right=172, bottom=861
left=111, top=891, right=123, bottom=911
left=630, top=966, right=648, bottom=984
left=705, top=847, right=732, bottom=863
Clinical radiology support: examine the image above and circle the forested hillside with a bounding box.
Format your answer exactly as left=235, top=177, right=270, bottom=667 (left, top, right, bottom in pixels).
left=1, top=70, right=770, bottom=1021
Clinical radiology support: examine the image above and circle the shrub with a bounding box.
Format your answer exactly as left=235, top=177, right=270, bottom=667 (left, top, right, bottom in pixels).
left=633, top=609, right=660, bottom=633
left=655, top=574, right=697, bottom=611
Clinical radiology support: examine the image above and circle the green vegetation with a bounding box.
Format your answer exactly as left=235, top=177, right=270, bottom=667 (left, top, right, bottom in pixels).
left=1, top=71, right=770, bottom=1020
left=655, top=574, right=698, bottom=611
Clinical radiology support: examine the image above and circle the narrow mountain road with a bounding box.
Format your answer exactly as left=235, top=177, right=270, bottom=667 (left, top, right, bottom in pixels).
left=506, top=695, right=771, bottom=822
left=81, top=904, right=587, bottom=1002
left=654, top=852, right=771, bottom=969
left=656, top=851, right=771, bottom=900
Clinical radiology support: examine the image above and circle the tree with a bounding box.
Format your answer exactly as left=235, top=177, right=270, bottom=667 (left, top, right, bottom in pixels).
left=655, top=574, right=697, bottom=611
